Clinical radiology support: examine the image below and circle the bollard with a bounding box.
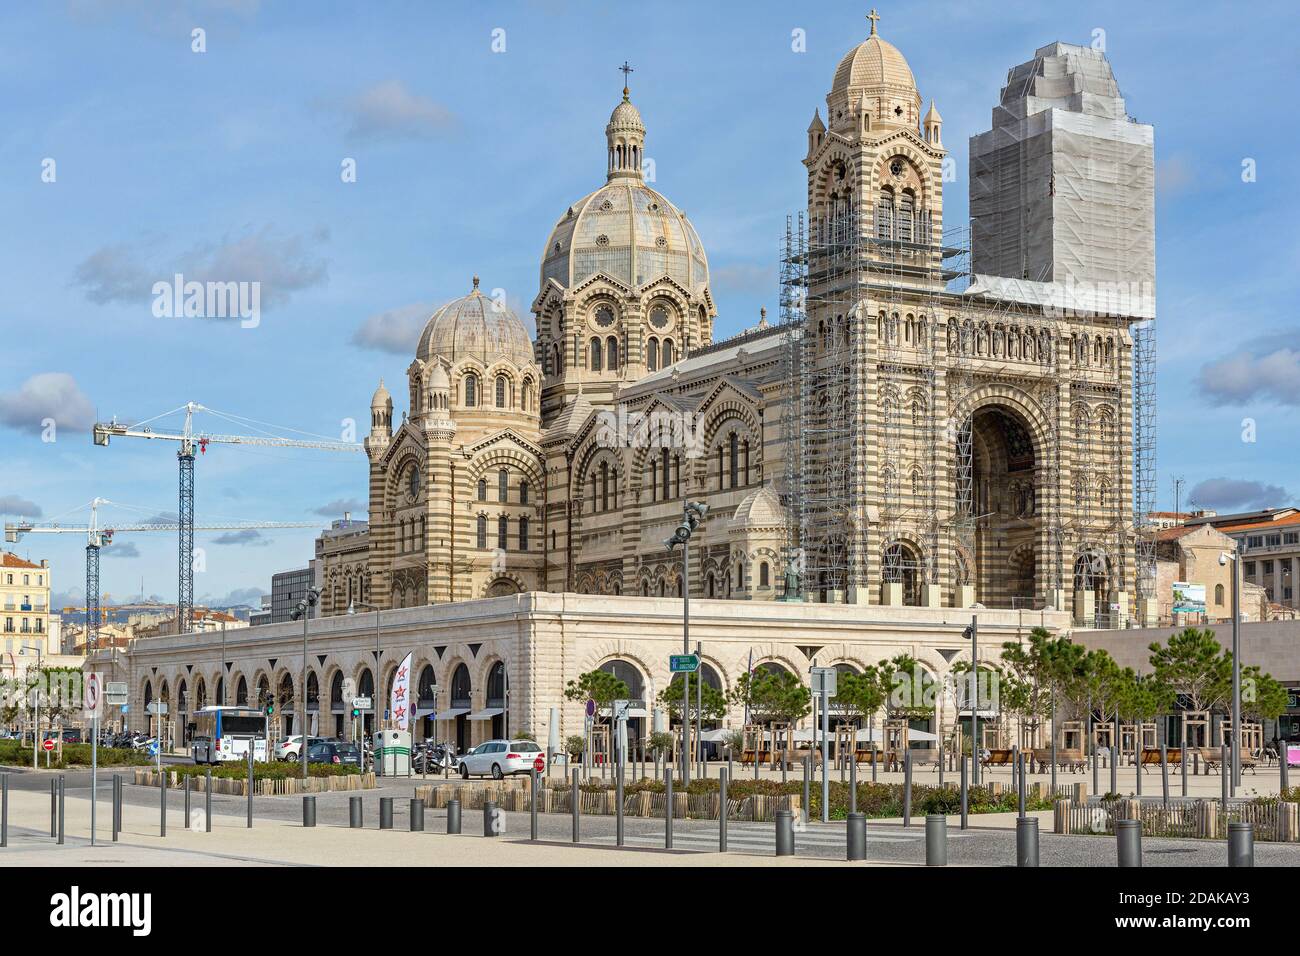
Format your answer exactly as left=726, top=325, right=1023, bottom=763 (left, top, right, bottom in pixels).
left=802, top=757, right=811, bottom=825
left=719, top=768, right=729, bottom=853
left=159, top=768, right=166, bottom=838
left=1161, top=745, right=1169, bottom=806
left=380, top=796, right=394, bottom=830
left=1181, top=743, right=1188, bottom=797
left=1228, top=821, right=1254, bottom=868
left=530, top=770, right=539, bottom=841
left=903, top=751, right=913, bottom=827
left=302, top=796, right=317, bottom=828
left=1016, top=816, right=1040, bottom=867
left=615, top=768, right=625, bottom=847
left=50, top=778, right=56, bottom=838
left=482, top=800, right=498, bottom=838
left=112, top=774, right=121, bottom=842
left=960, top=754, right=969, bottom=830
left=571, top=769, right=580, bottom=843
left=849, top=759, right=858, bottom=815
left=846, top=812, right=866, bottom=861
left=1221, top=745, right=1230, bottom=807
left=184, top=774, right=191, bottom=822
left=410, top=797, right=424, bottom=831
left=664, top=767, right=673, bottom=849
left=1, top=773, right=6, bottom=848
left=1116, top=819, right=1142, bottom=867
left=1011, top=745, right=1019, bottom=791
left=446, top=798, right=461, bottom=834
left=925, top=814, right=947, bottom=866
left=246, top=750, right=254, bottom=829
left=349, top=795, right=364, bottom=828
left=774, top=809, right=794, bottom=856
left=1135, top=747, right=1142, bottom=797
left=205, top=769, right=212, bottom=832
left=58, top=776, right=65, bottom=845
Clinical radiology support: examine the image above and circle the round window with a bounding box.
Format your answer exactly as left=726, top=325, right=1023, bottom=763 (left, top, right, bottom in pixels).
left=649, top=305, right=670, bottom=330
left=593, top=305, right=615, bottom=328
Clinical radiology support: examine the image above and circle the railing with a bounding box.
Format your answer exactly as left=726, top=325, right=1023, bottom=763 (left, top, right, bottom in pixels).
left=1056, top=797, right=1294, bottom=841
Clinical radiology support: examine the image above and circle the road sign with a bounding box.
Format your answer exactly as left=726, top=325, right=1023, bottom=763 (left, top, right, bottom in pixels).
left=810, top=666, right=837, bottom=697
left=670, top=654, right=700, bottom=674
left=105, top=682, right=128, bottom=706
left=584, top=699, right=597, bottom=719
left=83, top=671, right=104, bottom=719
left=43, top=739, right=55, bottom=752
left=533, top=755, right=545, bottom=773
left=146, top=701, right=168, bottom=716
left=352, top=696, right=372, bottom=710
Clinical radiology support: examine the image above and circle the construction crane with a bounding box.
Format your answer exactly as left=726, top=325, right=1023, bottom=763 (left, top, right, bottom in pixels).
left=92, top=402, right=363, bottom=632
left=5, top=497, right=321, bottom=650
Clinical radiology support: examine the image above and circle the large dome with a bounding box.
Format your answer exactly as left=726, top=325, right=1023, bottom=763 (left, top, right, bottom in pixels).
left=416, top=277, right=535, bottom=368
left=540, top=181, right=709, bottom=293
left=831, top=34, right=917, bottom=95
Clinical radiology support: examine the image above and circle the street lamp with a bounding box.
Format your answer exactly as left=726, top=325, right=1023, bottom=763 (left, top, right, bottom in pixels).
left=19, top=643, right=42, bottom=768
left=290, top=587, right=321, bottom=781
left=962, top=616, right=979, bottom=785
left=665, top=500, right=708, bottom=786
left=1219, top=550, right=1242, bottom=795
left=348, top=600, right=383, bottom=775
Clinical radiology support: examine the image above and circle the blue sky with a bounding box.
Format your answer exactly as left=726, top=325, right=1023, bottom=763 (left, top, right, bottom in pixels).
left=2, top=0, right=1297, bottom=609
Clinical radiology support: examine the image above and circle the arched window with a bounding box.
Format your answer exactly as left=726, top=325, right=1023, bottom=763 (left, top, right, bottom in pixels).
left=477, top=478, right=487, bottom=501
left=606, top=336, right=619, bottom=371
left=464, top=373, right=478, bottom=407
left=876, top=188, right=895, bottom=240
left=760, top=562, right=770, bottom=587
left=519, top=480, right=529, bottom=505
left=897, top=191, right=915, bottom=242
left=495, top=375, right=508, bottom=407
left=650, top=457, right=658, bottom=502
left=497, top=515, right=508, bottom=551
left=589, top=337, right=602, bottom=371
left=600, top=462, right=610, bottom=511
left=498, top=468, right=509, bottom=503
left=1215, top=583, right=1225, bottom=606
left=729, top=432, right=739, bottom=488
left=647, top=337, right=659, bottom=372
left=743, top=440, right=751, bottom=485
left=519, top=516, right=529, bottom=550
left=662, top=339, right=674, bottom=367
left=476, top=514, right=488, bottom=549
left=450, top=664, right=471, bottom=706
left=661, top=448, right=671, bottom=501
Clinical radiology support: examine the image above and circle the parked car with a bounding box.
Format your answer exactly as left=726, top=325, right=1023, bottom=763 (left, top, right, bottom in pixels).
left=275, top=735, right=326, bottom=761
left=458, top=739, right=543, bottom=779
left=61, top=728, right=84, bottom=743
left=305, top=740, right=362, bottom=767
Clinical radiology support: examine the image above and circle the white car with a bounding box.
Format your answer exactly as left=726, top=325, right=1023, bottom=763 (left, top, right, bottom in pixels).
left=275, top=735, right=325, bottom=761
left=458, top=739, right=544, bottom=779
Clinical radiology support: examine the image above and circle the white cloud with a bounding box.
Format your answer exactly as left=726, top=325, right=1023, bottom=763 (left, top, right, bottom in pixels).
left=1189, top=477, right=1293, bottom=512
left=352, top=302, right=433, bottom=354
left=210, top=529, right=271, bottom=546
left=1198, top=331, right=1300, bottom=406
left=0, top=495, right=42, bottom=517
left=314, top=498, right=366, bottom=516
left=105, top=540, right=141, bottom=558
left=0, top=373, right=96, bottom=434
left=332, top=79, right=456, bottom=142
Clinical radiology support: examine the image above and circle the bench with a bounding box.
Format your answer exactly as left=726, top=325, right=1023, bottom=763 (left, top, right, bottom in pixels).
left=1032, top=748, right=1087, bottom=772
left=982, top=749, right=1015, bottom=768
left=1138, top=748, right=1182, bottom=769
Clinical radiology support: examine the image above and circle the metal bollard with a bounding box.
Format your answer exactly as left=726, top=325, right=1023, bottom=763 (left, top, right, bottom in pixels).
left=446, top=798, right=461, bottom=834
left=903, top=751, right=913, bottom=827
left=802, top=757, right=810, bottom=825
left=1221, top=745, right=1230, bottom=806
left=58, top=776, right=65, bottom=845
left=302, top=796, right=317, bottom=827
left=719, top=768, right=729, bottom=852
left=1228, top=821, right=1254, bottom=867
left=483, top=800, right=498, bottom=837
left=571, top=769, right=580, bottom=843
left=50, top=778, right=56, bottom=837
left=349, top=795, right=364, bottom=828
left=664, top=767, right=673, bottom=849
left=113, top=774, right=121, bottom=842
left=158, top=768, right=165, bottom=837
left=379, top=796, right=394, bottom=830
left=925, top=814, right=947, bottom=866
left=960, top=754, right=969, bottom=830
left=205, top=769, right=212, bottom=832
left=1161, top=745, right=1169, bottom=806
left=184, top=774, right=191, bottom=822
left=530, top=770, right=539, bottom=841
left=774, top=809, right=794, bottom=856
left=1011, top=745, right=1019, bottom=791
left=409, top=798, right=424, bottom=832
left=1016, top=816, right=1040, bottom=867
left=1017, top=753, right=1026, bottom=817
left=849, top=759, right=858, bottom=814
left=1116, top=819, right=1142, bottom=867
left=846, top=812, right=866, bottom=861
left=615, top=768, right=625, bottom=847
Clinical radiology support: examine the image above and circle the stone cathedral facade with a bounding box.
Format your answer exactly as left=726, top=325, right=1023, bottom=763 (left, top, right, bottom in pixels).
left=321, top=20, right=1153, bottom=630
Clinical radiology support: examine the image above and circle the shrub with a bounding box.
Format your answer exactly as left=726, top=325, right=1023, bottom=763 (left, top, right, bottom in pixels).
left=0, top=740, right=152, bottom=769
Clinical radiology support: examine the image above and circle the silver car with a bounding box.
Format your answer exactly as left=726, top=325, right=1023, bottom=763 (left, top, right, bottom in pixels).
left=458, top=739, right=544, bottom=779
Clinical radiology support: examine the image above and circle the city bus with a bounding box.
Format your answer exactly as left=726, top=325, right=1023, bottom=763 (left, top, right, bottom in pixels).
left=189, top=706, right=268, bottom=764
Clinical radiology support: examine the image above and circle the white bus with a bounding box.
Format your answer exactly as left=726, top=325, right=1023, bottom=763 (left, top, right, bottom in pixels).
left=189, top=706, right=268, bottom=764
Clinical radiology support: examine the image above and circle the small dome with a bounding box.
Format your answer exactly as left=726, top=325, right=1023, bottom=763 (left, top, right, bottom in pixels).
left=370, top=378, right=391, bottom=408
left=608, top=97, right=644, bottom=132
left=831, top=34, right=917, bottom=95
left=428, top=363, right=450, bottom=390
left=731, top=484, right=786, bottom=532
left=416, top=278, right=535, bottom=369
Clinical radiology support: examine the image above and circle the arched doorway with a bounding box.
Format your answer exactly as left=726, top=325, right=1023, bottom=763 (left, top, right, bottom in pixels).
left=416, top=665, right=437, bottom=741
left=306, top=671, right=319, bottom=736
left=235, top=676, right=248, bottom=706
left=883, top=541, right=923, bottom=606
left=330, top=671, right=345, bottom=738
left=599, top=658, right=647, bottom=759
left=177, top=679, right=190, bottom=744
left=1073, top=548, right=1112, bottom=626
left=358, top=669, right=374, bottom=736
left=486, top=662, right=508, bottom=739
left=277, top=673, right=295, bottom=737
left=450, top=664, right=472, bottom=751
left=963, top=404, right=1042, bottom=607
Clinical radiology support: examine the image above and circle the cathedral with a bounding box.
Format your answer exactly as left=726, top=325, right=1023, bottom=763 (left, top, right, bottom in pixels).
left=116, top=17, right=1158, bottom=750
left=325, top=16, right=1155, bottom=629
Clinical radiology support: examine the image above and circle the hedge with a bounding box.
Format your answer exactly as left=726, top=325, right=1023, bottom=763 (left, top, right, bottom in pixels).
left=163, top=761, right=360, bottom=781
left=0, top=741, right=154, bottom=769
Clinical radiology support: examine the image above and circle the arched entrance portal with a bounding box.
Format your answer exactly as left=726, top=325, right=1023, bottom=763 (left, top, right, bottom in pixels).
left=450, top=664, right=472, bottom=752
left=599, top=659, right=647, bottom=760
left=963, top=404, right=1042, bottom=608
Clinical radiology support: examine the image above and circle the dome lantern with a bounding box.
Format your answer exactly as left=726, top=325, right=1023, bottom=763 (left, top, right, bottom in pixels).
left=606, top=64, right=646, bottom=183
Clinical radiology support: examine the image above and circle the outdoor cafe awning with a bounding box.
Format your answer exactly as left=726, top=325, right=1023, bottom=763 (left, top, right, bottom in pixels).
left=468, top=707, right=504, bottom=721
left=433, top=708, right=470, bottom=721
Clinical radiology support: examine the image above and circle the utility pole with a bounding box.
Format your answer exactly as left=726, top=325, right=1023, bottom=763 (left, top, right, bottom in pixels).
left=964, top=615, right=979, bottom=785
left=665, top=501, right=708, bottom=786
left=291, top=588, right=320, bottom=780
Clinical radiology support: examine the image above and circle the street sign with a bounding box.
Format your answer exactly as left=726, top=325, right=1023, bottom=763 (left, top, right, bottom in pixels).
left=146, top=701, right=168, bottom=716
left=533, top=755, right=545, bottom=773
left=43, top=739, right=55, bottom=752
left=810, top=666, right=837, bottom=697
left=352, top=696, right=372, bottom=710
left=670, top=654, right=700, bottom=674
left=612, top=699, right=631, bottom=721
left=105, top=682, right=128, bottom=706
left=584, top=699, right=597, bottom=719
left=83, top=671, right=104, bottom=720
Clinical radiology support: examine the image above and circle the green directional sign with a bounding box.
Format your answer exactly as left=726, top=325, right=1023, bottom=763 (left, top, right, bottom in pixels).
left=669, top=654, right=700, bottom=674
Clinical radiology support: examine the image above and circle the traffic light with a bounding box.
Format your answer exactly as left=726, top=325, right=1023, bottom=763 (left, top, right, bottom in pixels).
left=351, top=707, right=360, bottom=718
left=265, top=702, right=274, bottom=716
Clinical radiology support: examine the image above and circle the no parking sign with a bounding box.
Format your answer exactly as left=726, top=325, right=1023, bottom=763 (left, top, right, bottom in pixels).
left=83, top=672, right=104, bottom=721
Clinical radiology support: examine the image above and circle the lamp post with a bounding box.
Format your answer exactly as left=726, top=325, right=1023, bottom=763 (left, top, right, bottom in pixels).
left=348, top=600, right=383, bottom=775
left=664, top=500, right=708, bottom=786
left=963, top=615, right=979, bottom=785
left=19, top=643, right=42, bottom=769
left=290, top=587, right=321, bottom=781
left=1219, top=550, right=1242, bottom=795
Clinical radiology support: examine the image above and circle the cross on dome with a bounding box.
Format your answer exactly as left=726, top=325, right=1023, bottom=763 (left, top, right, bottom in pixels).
left=867, top=8, right=880, bottom=36
left=619, top=60, right=634, bottom=100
